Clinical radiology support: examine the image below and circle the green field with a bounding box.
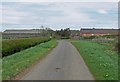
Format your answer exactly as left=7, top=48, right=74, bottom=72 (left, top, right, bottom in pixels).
left=2, top=39, right=57, bottom=80
left=71, top=40, right=118, bottom=80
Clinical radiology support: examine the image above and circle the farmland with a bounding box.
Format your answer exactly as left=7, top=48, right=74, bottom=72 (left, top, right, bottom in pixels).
left=71, top=40, right=118, bottom=80
left=1, top=29, right=119, bottom=80
left=2, top=39, right=57, bottom=80
left=2, top=37, right=50, bottom=57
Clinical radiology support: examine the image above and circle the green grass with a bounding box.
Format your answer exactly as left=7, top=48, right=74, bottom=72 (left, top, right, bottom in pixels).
left=2, top=39, right=57, bottom=80
left=71, top=40, right=118, bottom=80
left=0, top=59, right=1, bottom=82
left=0, top=37, right=1, bottom=80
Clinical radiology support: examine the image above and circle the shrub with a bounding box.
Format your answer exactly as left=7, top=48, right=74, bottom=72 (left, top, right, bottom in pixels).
left=2, top=37, right=50, bottom=57
left=115, top=42, right=120, bottom=52
left=82, top=36, right=97, bottom=39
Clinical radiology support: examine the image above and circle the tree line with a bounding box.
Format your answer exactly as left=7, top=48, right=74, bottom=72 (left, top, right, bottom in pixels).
left=55, top=28, right=71, bottom=39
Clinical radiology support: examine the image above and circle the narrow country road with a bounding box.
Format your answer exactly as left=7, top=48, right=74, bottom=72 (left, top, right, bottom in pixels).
left=21, top=40, right=94, bottom=80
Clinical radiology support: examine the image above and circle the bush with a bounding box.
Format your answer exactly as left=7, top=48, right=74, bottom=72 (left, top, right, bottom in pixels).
left=115, top=42, right=120, bottom=52
left=82, top=36, right=97, bottom=39
left=2, top=37, right=50, bottom=57
left=115, top=37, right=120, bottom=52
left=102, top=35, right=117, bottom=38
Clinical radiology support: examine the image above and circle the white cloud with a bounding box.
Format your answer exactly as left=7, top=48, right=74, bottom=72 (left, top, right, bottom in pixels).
left=1, top=2, right=118, bottom=30
left=2, top=0, right=119, bottom=2
left=97, top=9, right=108, bottom=14
left=0, top=5, right=2, bottom=25
left=36, top=3, right=95, bottom=24
left=48, top=7, right=94, bottom=24
left=2, top=6, right=28, bottom=24
left=2, top=3, right=95, bottom=24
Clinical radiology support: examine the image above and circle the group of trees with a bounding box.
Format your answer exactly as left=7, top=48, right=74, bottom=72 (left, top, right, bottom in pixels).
left=40, top=26, right=71, bottom=39
left=55, top=28, right=71, bottom=39
left=39, top=26, right=71, bottom=39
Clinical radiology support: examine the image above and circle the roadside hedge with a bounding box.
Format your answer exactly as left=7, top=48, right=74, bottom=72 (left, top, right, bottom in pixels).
left=2, top=37, right=51, bottom=57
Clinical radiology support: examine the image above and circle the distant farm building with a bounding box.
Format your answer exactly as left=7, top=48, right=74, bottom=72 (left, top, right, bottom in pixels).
left=80, top=28, right=118, bottom=37
left=2, top=28, right=52, bottom=39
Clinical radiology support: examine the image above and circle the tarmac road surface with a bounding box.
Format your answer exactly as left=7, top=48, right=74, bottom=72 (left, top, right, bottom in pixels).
left=21, top=40, right=94, bottom=80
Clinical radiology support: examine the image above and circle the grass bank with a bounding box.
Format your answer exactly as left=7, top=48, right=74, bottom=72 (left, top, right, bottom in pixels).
left=71, top=40, right=118, bottom=80
left=2, top=39, right=57, bottom=80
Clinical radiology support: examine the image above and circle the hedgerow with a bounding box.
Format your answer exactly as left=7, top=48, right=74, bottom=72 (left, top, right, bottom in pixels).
left=2, top=37, right=50, bottom=57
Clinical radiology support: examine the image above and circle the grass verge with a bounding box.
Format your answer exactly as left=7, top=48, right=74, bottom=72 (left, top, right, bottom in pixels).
left=71, top=40, right=118, bottom=80
left=2, top=39, right=57, bottom=80
left=0, top=59, right=1, bottom=81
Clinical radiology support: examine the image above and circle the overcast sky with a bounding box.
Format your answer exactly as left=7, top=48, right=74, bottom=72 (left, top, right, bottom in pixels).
left=0, top=1, right=118, bottom=31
